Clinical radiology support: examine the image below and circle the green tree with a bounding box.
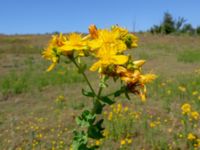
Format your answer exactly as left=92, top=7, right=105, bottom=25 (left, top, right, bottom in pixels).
left=161, top=12, right=175, bottom=34
left=196, top=26, right=200, bottom=35
left=181, top=24, right=195, bottom=35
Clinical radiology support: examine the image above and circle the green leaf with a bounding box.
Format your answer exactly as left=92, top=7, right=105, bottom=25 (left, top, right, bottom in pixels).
left=72, top=131, right=88, bottom=150
left=87, top=119, right=104, bottom=139
left=76, top=110, right=96, bottom=127
left=100, top=96, right=115, bottom=105
left=82, top=89, right=95, bottom=97
left=92, top=100, right=105, bottom=114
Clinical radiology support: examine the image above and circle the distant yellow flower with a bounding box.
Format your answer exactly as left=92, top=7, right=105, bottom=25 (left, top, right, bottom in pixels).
left=120, top=139, right=126, bottom=145
left=108, top=112, right=113, bottom=121
left=95, top=140, right=101, bottom=146
left=181, top=103, right=191, bottom=115
left=190, top=111, right=199, bottom=120
left=187, top=133, right=196, bottom=141
left=149, top=122, right=156, bottom=128
left=126, top=138, right=132, bottom=144
left=192, top=91, right=198, bottom=96
left=178, top=86, right=186, bottom=92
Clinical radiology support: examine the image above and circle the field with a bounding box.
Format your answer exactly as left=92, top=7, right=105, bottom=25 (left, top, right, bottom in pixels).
left=0, top=33, right=200, bottom=150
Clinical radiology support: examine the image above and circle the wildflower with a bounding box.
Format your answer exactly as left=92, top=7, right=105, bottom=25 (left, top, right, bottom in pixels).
left=61, top=33, right=88, bottom=52
left=192, top=91, right=198, bottom=96
left=120, top=139, right=126, bottom=145
left=124, top=106, right=129, bottom=112
left=126, top=138, right=132, bottom=144
left=187, top=133, right=196, bottom=141
left=90, top=45, right=128, bottom=72
left=178, top=86, right=186, bottom=92
left=181, top=103, right=191, bottom=115
left=88, top=28, right=127, bottom=52
left=89, top=24, right=98, bottom=39
left=108, top=112, right=113, bottom=121
left=95, top=140, right=101, bottom=146
left=42, top=33, right=66, bottom=71
left=190, top=111, right=199, bottom=120
left=149, top=122, right=156, bottom=128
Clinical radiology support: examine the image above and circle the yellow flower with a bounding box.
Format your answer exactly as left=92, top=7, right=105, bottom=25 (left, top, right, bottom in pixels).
left=89, top=24, right=99, bottom=39
left=178, top=86, right=186, bottom=92
left=108, top=112, right=113, bottom=121
left=187, top=133, right=196, bottom=141
left=123, top=33, right=138, bottom=48
left=181, top=103, right=191, bottom=115
left=120, top=139, right=126, bottom=145
left=61, top=33, right=88, bottom=52
left=95, top=140, right=101, bottom=146
left=192, top=91, right=198, bottom=96
left=42, top=33, right=66, bottom=71
left=190, top=111, right=199, bottom=120
left=133, top=60, right=146, bottom=68
left=90, top=46, right=128, bottom=72
left=126, top=138, right=132, bottom=144
left=139, top=74, right=157, bottom=84
left=111, top=25, right=128, bottom=38
left=88, top=29, right=127, bottom=52
left=149, top=122, right=156, bottom=128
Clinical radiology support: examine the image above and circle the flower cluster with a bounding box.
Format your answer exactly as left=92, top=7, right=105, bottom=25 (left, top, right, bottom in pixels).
left=181, top=103, right=199, bottom=121
left=42, top=25, right=156, bottom=100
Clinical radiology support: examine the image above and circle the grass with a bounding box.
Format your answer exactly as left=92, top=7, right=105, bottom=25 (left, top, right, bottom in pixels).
left=0, top=34, right=200, bottom=149
left=177, top=50, right=200, bottom=63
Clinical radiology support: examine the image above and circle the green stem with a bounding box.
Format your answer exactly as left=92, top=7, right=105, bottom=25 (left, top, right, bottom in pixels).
left=71, top=58, right=96, bottom=96
left=97, top=87, right=103, bottom=98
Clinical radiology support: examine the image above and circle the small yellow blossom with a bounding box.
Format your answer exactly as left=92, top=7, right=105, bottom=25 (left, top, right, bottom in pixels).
left=181, top=103, right=191, bottom=115
left=120, top=139, right=126, bottom=145
left=190, top=111, right=199, bottom=120
left=178, top=86, right=186, bottom=92
left=187, top=133, right=196, bottom=141
left=108, top=112, right=113, bottom=121
left=95, top=140, right=101, bottom=146
left=192, top=91, right=198, bottom=96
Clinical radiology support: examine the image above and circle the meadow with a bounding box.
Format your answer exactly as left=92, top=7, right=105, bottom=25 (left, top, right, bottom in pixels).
left=0, top=33, right=200, bottom=150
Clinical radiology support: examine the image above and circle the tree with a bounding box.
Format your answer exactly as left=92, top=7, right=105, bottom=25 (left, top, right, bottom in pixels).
left=175, top=17, right=186, bottom=32
left=161, top=12, right=175, bottom=34
left=181, top=24, right=195, bottom=35
left=196, top=26, right=200, bottom=35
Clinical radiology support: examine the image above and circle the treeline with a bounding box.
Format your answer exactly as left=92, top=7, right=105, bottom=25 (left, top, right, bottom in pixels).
left=149, top=12, right=200, bottom=35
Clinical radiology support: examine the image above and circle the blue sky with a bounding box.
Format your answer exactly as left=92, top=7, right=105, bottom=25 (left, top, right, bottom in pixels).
left=0, top=0, right=200, bottom=34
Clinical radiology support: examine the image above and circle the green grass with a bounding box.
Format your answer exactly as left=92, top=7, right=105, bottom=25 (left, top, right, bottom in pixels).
left=177, top=50, right=200, bottom=63
left=0, top=58, right=84, bottom=99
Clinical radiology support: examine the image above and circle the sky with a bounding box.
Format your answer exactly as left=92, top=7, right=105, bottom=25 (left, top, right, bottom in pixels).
left=0, top=0, right=200, bottom=34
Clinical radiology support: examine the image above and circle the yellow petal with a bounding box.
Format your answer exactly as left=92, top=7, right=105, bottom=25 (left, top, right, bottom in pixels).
left=90, top=61, right=101, bottom=71
left=112, top=55, right=128, bottom=65
left=133, top=60, right=146, bottom=68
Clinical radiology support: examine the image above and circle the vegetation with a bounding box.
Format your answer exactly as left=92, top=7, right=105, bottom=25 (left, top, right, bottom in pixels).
left=0, top=33, right=200, bottom=149
left=150, top=12, right=199, bottom=35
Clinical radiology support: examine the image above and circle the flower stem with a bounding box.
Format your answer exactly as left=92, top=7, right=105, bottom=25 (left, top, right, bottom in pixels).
left=71, top=58, right=96, bottom=96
